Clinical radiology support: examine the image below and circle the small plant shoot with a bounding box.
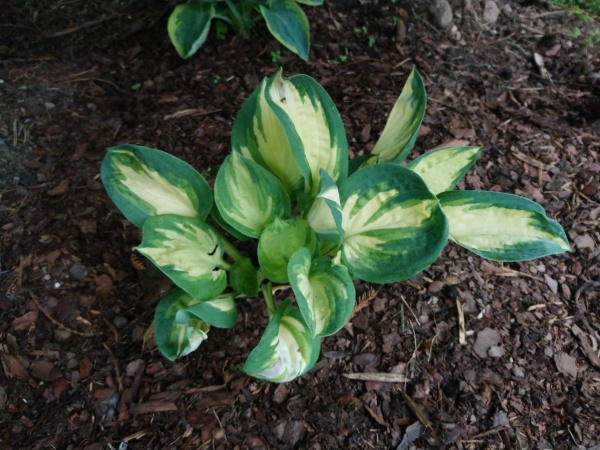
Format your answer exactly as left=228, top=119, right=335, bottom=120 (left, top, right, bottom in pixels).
left=101, top=68, right=570, bottom=383
left=168, top=0, right=324, bottom=61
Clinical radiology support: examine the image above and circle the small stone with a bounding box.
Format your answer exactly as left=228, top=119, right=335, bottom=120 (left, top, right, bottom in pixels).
left=574, top=234, right=595, bottom=250
left=430, top=0, right=453, bottom=29
left=483, top=0, right=500, bottom=24
left=112, top=316, right=128, bottom=329
left=463, top=369, right=476, bottom=381
left=488, top=346, right=505, bottom=358
left=372, top=296, right=386, bottom=312
left=69, top=261, right=88, bottom=280
left=512, top=365, right=525, bottom=378
left=473, top=328, right=502, bottom=358
left=54, top=329, right=72, bottom=341
left=544, top=274, right=558, bottom=294
left=353, top=353, right=379, bottom=367
left=273, top=384, right=289, bottom=404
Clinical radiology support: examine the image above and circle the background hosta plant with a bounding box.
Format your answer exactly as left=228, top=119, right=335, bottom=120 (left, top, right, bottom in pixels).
left=101, top=67, right=570, bottom=383
left=168, top=0, right=323, bottom=61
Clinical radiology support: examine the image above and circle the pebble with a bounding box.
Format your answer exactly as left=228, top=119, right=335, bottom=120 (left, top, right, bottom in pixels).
left=430, top=0, right=453, bottom=29
left=428, top=280, right=444, bottom=293
left=69, top=261, right=88, bottom=280
left=483, top=0, right=500, bottom=24
left=112, top=316, right=128, bottom=329
left=512, top=365, right=525, bottom=378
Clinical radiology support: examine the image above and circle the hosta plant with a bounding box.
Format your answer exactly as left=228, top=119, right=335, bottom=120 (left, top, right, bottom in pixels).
left=101, top=67, right=570, bottom=383
left=168, top=0, right=323, bottom=61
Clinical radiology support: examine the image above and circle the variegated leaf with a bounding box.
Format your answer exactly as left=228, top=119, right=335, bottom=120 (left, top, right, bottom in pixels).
left=231, top=78, right=304, bottom=195
left=305, top=169, right=344, bottom=246
left=175, top=292, right=237, bottom=329
left=154, top=288, right=210, bottom=361
left=340, top=164, right=448, bottom=283
left=167, top=0, right=215, bottom=59
left=438, top=190, right=571, bottom=261
left=260, top=0, right=310, bottom=60
left=295, top=0, right=323, bottom=5
left=242, top=300, right=321, bottom=383
left=214, top=152, right=291, bottom=239
left=348, top=153, right=379, bottom=176
left=230, top=257, right=260, bottom=297
left=136, top=215, right=228, bottom=300
left=288, top=248, right=355, bottom=337
left=371, top=67, right=426, bottom=163
left=265, top=69, right=348, bottom=202
left=407, top=146, right=483, bottom=195
left=258, top=218, right=318, bottom=283
left=101, top=145, right=212, bottom=228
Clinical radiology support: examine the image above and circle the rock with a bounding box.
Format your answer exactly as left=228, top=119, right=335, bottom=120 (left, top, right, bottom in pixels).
left=554, top=352, right=578, bottom=379
left=483, top=0, right=500, bottom=24
left=473, top=328, right=502, bottom=358
left=512, top=365, right=525, bottom=378
left=430, top=0, right=453, bottom=29
left=574, top=234, right=595, bottom=250
left=488, top=345, right=505, bottom=358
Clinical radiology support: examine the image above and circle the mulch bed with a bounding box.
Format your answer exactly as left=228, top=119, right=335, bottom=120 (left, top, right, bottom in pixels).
left=1, top=0, right=599, bottom=448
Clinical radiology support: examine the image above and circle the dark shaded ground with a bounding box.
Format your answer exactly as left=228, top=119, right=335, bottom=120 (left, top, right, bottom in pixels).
left=1, top=0, right=599, bottom=448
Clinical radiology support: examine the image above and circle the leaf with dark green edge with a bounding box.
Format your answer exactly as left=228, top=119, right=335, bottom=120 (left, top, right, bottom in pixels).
left=230, top=257, right=259, bottom=297
left=348, top=153, right=379, bottom=176
left=295, top=0, right=323, bottom=5
left=305, top=169, right=344, bottom=246
left=260, top=0, right=310, bottom=60
left=258, top=217, right=319, bottom=283
left=242, top=299, right=321, bottom=383
left=231, top=77, right=304, bottom=196
left=167, top=0, right=215, bottom=59
left=406, top=146, right=483, bottom=195
left=154, top=288, right=211, bottom=361
left=288, top=248, right=355, bottom=337
left=340, top=163, right=448, bottom=283
left=175, top=292, right=237, bottom=329
left=371, top=67, right=426, bottom=164
left=265, top=68, right=349, bottom=202
left=101, top=145, right=212, bottom=229
left=136, top=214, right=228, bottom=301
left=214, top=152, right=291, bottom=239
left=209, top=202, right=249, bottom=242
left=437, top=190, right=571, bottom=261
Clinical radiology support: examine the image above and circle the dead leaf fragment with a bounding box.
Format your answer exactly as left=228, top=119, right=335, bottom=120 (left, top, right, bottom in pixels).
left=0, top=352, right=30, bottom=380
left=31, top=360, right=63, bottom=381
left=47, top=179, right=70, bottom=196
left=397, top=421, right=423, bottom=450
left=572, top=325, right=600, bottom=368
left=12, top=310, right=38, bottom=331
left=364, top=404, right=386, bottom=426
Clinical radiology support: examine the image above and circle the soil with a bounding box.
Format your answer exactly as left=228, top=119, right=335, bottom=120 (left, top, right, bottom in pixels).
left=1, top=0, right=600, bottom=449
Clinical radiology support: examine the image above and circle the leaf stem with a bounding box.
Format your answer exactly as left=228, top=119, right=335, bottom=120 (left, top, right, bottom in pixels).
left=262, top=281, right=276, bottom=318
left=224, top=0, right=247, bottom=34
left=221, top=235, right=244, bottom=262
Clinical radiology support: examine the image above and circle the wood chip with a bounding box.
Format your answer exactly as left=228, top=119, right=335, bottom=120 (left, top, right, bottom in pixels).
left=456, top=299, right=467, bottom=345
left=343, top=372, right=409, bottom=383
left=572, top=324, right=600, bottom=368
left=130, top=400, right=178, bottom=415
